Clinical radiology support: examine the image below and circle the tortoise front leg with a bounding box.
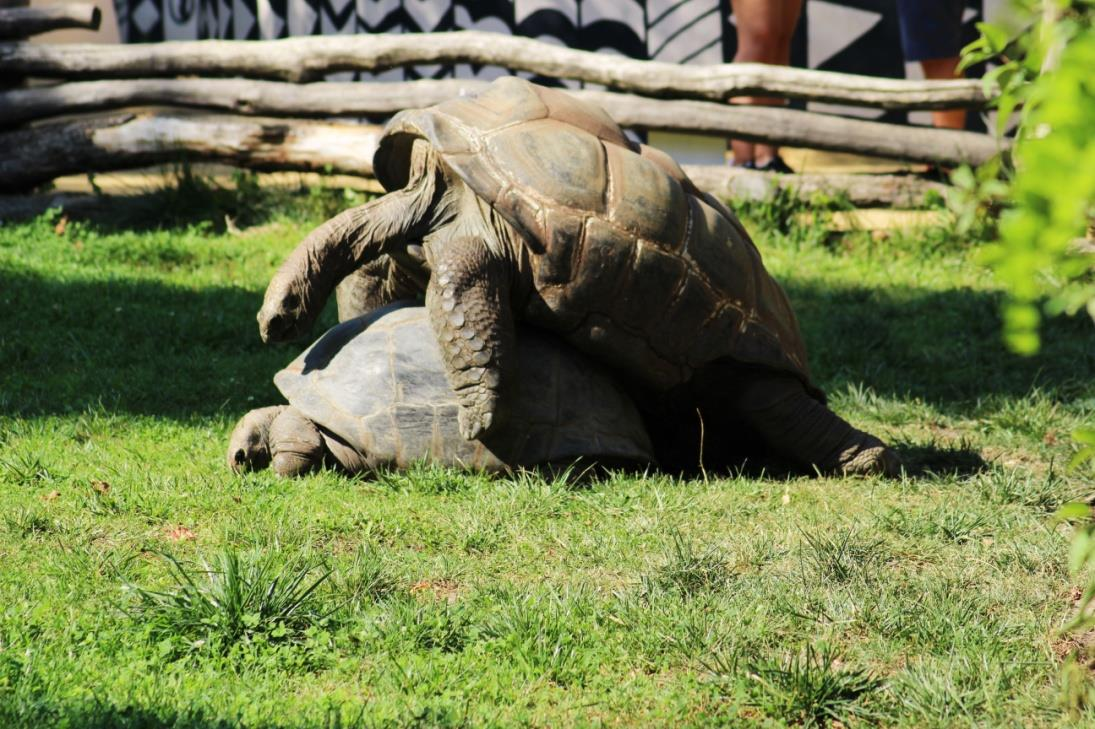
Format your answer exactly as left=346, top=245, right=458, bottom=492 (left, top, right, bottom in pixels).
left=258, top=140, right=440, bottom=343
left=426, top=237, right=516, bottom=441
left=267, top=407, right=328, bottom=477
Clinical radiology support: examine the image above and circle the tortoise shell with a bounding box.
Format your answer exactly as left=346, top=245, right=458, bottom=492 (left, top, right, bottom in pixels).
left=375, top=77, right=816, bottom=396
left=273, top=303, right=654, bottom=472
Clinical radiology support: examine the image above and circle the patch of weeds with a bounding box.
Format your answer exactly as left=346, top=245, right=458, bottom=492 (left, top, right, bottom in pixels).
left=658, top=600, right=738, bottom=660
left=641, top=529, right=731, bottom=597
left=483, top=591, right=597, bottom=686
left=454, top=512, right=505, bottom=555
left=876, top=506, right=991, bottom=544
left=891, top=655, right=1020, bottom=724
left=705, top=644, right=882, bottom=727
left=123, top=548, right=334, bottom=653
left=800, top=526, right=887, bottom=583
left=0, top=452, right=63, bottom=487
left=889, top=581, right=1010, bottom=654
left=975, top=465, right=1075, bottom=511
left=377, top=598, right=471, bottom=654
left=75, top=482, right=170, bottom=523
left=731, top=187, right=853, bottom=250
left=2, top=508, right=57, bottom=538
left=329, top=546, right=395, bottom=611
left=931, top=510, right=990, bottom=543
left=373, top=462, right=485, bottom=494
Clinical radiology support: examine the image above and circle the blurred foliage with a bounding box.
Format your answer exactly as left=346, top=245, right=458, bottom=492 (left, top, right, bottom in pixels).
left=958, top=0, right=1095, bottom=496
left=956, top=0, right=1094, bottom=358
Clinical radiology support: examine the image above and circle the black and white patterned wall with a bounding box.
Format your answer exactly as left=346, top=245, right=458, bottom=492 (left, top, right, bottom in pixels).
left=112, top=0, right=1000, bottom=127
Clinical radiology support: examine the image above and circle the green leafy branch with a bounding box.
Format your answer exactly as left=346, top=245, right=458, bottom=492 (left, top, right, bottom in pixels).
left=957, top=0, right=1094, bottom=355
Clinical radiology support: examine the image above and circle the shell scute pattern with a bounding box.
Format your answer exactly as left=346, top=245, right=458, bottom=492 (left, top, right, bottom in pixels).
left=374, top=77, right=813, bottom=388
left=613, top=243, right=687, bottom=329
left=531, top=82, right=633, bottom=149
left=273, top=305, right=653, bottom=470
left=488, top=122, right=607, bottom=216
left=603, top=142, right=689, bottom=248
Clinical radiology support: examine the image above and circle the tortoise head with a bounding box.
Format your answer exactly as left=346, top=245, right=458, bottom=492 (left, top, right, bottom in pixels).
left=258, top=270, right=316, bottom=344
left=226, top=406, right=285, bottom=473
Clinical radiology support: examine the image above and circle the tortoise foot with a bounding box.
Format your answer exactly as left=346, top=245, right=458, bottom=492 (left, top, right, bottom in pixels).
left=456, top=386, right=501, bottom=441
left=827, top=433, right=901, bottom=477
left=269, top=406, right=326, bottom=477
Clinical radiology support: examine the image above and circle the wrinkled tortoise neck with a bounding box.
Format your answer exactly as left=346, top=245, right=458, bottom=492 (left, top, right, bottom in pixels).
left=257, top=141, right=445, bottom=342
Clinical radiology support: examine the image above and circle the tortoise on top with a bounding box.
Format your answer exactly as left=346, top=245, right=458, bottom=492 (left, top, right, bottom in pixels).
left=257, top=76, right=898, bottom=476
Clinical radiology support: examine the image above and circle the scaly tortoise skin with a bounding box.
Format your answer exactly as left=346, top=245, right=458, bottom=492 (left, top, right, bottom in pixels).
left=228, top=303, right=654, bottom=476
left=256, top=77, right=898, bottom=476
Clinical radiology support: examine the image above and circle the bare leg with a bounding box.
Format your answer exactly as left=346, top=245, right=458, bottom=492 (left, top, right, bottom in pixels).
left=730, top=0, right=803, bottom=166
left=268, top=407, right=327, bottom=477
left=920, top=57, right=966, bottom=130
left=733, top=373, right=897, bottom=475
left=425, top=236, right=516, bottom=441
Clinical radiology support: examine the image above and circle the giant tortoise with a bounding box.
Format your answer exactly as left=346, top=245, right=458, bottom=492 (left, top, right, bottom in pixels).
left=255, top=77, right=898, bottom=476
left=229, top=303, right=653, bottom=476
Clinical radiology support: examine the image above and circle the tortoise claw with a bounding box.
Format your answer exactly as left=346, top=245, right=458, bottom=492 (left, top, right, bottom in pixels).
left=456, top=390, right=499, bottom=441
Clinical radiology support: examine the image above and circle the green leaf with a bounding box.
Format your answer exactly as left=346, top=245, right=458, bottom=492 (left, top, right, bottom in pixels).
left=977, top=22, right=1011, bottom=54
left=1057, top=502, right=1093, bottom=522
left=1070, top=528, right=1095, bottom=574
left=1073, top=429, right=1095, bottom=447
left=1071, top=429, right=1095, bottom=469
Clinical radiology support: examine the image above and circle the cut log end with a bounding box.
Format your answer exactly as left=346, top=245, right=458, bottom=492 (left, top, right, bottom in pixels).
left=0, top=3, right=102, bottom=39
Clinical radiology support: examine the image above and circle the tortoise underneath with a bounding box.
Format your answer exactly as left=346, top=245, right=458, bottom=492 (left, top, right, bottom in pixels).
left=256, top=76, right=899, bottom=476
left=228, top=304, right=654, bottom=476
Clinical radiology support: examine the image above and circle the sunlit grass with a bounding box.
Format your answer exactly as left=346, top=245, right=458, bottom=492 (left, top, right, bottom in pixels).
left=0, top=182, right=1092, bottom=726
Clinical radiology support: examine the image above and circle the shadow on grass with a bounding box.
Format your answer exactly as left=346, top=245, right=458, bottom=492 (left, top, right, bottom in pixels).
left=786, top=280, right=1094, bottom=409
left=1, top=269, right=1091, bottom=426
left=890, top=441, right=988, bottom=478
left=0, top=267, right=326, bottom=419
left=2, top=701, right=375, bottom=729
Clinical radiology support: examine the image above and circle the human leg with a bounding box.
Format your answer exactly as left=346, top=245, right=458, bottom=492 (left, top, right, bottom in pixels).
left=729, top=0, right=803, bottom=167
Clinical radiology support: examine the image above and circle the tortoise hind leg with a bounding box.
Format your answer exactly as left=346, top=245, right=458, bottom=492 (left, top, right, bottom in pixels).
left=426, top=236, right=516, bottom=441
left=696, top=365, right=899, bottom=476
left=268, top=407, right=328, bottom=477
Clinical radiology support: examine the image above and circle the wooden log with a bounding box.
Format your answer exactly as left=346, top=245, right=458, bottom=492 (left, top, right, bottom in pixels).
left=0, top=111, right=947, bottom=207
left=0, top=3, right=100, bottom=39
left=0, top=112, right=381, bottom=192
left=0, top=31, right=989, bottom=109
left=682, top=166, right=948, bottom=209
left=0, top=78, right=1004, bottom=166
left=587, top=91, right=1002, bottom=167
left=0, top=77, right=478, bottom=124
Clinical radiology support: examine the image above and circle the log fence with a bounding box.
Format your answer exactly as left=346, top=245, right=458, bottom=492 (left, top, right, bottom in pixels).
left=0, top=7, right=1004, bottom=207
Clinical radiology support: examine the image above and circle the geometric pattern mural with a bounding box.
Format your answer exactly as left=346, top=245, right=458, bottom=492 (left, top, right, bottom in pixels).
left=113, top=0, right=990, bottom=128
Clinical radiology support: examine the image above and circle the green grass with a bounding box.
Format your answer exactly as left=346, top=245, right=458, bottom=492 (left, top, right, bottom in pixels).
left=0, top=183, right=1093, bottom=727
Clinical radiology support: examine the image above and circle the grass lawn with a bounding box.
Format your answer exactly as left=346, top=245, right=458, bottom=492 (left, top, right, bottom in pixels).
left=1, top=182, right=1093, bottom=727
